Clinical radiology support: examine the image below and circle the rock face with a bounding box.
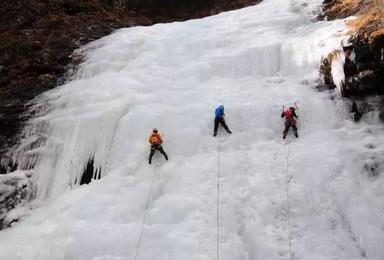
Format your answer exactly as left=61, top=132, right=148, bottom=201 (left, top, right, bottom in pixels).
left=0, top=0, right=262, bottom=170
left=320, top=0, right=384, bottom=120
left=340, top=35, right=384, bottom=98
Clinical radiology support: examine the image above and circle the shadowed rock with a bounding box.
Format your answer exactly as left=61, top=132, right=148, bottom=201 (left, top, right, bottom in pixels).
left=0, top=171, right=35, bottom=230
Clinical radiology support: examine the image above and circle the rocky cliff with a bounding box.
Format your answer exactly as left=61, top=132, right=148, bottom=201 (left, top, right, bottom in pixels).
left=320, top=0, right=384, bottom=120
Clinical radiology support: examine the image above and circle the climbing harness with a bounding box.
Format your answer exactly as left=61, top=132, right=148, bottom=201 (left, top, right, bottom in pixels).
left=285, top=142, right=293, bottom=260
left=134, top=165, right=158, bottom=260
left=216, top=135, right=221, bottom=260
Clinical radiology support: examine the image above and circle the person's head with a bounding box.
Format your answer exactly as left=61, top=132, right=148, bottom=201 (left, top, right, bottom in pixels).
left=219, top=105, right=224, bottom=110
left=153, top=128, right=158, bottom=133
left=289, top=107, right=295, bottom=112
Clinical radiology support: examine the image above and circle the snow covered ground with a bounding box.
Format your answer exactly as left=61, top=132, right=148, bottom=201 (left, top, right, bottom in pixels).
left=1, top=0, right=384, bottom=259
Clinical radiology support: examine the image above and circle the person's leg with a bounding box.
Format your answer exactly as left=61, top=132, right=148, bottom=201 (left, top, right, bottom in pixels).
left=214, top=118, right=219, bottom=136
left=220, top=118, right=231, bottom=134
left=158, top=146, right=168, bottom=160
left=283, top=122, right=290, bottom=139
left=148, top=146, right=156, bottom=164
left=293, top=124, right=298, bottom=138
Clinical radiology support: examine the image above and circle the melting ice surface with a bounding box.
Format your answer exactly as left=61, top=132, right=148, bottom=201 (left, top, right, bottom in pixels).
left=1, top=0, right=384, bottom=259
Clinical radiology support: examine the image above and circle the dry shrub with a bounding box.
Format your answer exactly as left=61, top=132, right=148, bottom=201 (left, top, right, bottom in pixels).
left=324, top=0, right=367, bottom=19
left=347, top=6, right=384, bottom=41
left=325, top=0, right=384, bottom=42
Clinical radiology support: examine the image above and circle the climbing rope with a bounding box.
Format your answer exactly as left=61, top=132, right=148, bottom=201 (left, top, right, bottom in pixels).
left=134, top=165, right=158, bottom=260
left=216, top=135, right=221, bottom=260
left=285, top=142, right=293, bottom=260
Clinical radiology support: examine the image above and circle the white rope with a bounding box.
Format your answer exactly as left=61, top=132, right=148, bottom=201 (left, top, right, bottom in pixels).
left=216, top=135, right=221, bottom=260
left=134, top=165, right=158, bottom=260
left=286, top=143, right=293, bottom=260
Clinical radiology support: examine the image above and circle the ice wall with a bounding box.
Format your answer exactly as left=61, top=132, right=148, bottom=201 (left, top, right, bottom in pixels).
left=12, top=0, right=343, bottom=200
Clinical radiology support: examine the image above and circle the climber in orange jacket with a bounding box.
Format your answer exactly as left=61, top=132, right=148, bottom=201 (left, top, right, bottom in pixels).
left=281, top=106, right=298, bottom=139
left=148, top=128, right=168, bottom=164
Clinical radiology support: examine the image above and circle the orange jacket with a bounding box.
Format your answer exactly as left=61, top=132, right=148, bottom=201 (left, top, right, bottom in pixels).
left=149, top=133, right=163, bottom=145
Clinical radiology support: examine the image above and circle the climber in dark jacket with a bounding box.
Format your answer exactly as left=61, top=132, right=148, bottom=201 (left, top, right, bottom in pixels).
left=281, top=107, right=298, bottom=139
left=213, top=105, right=232, bottom=137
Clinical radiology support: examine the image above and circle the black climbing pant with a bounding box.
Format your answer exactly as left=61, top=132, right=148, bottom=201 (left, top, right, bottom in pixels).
left=149, top=144, right=168, bottom=163
left=283, top=120, right=298, bottom=139
left=214, top=117, right=231, bottom=136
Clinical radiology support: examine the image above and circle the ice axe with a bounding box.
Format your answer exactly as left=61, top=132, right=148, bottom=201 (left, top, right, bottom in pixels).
left=294, top=102, right=299, bottom=111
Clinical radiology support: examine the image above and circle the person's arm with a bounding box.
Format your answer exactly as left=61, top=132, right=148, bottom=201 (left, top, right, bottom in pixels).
left=157, top=134, right=163, bottom=144
left=293, top=111, right=298, bottom=118
left=281, top=111, right=285, bottom=118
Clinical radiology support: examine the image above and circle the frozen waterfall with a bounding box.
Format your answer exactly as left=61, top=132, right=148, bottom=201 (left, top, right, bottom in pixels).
left=1, top=0, right=384, bottom=259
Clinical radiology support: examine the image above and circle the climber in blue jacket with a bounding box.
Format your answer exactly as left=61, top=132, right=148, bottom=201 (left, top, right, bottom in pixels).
left=213, top=105, right=232, bottom=137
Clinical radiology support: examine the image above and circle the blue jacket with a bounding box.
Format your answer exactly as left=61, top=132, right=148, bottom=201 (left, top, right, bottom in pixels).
left=215, top=105, right=224, bottom=119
